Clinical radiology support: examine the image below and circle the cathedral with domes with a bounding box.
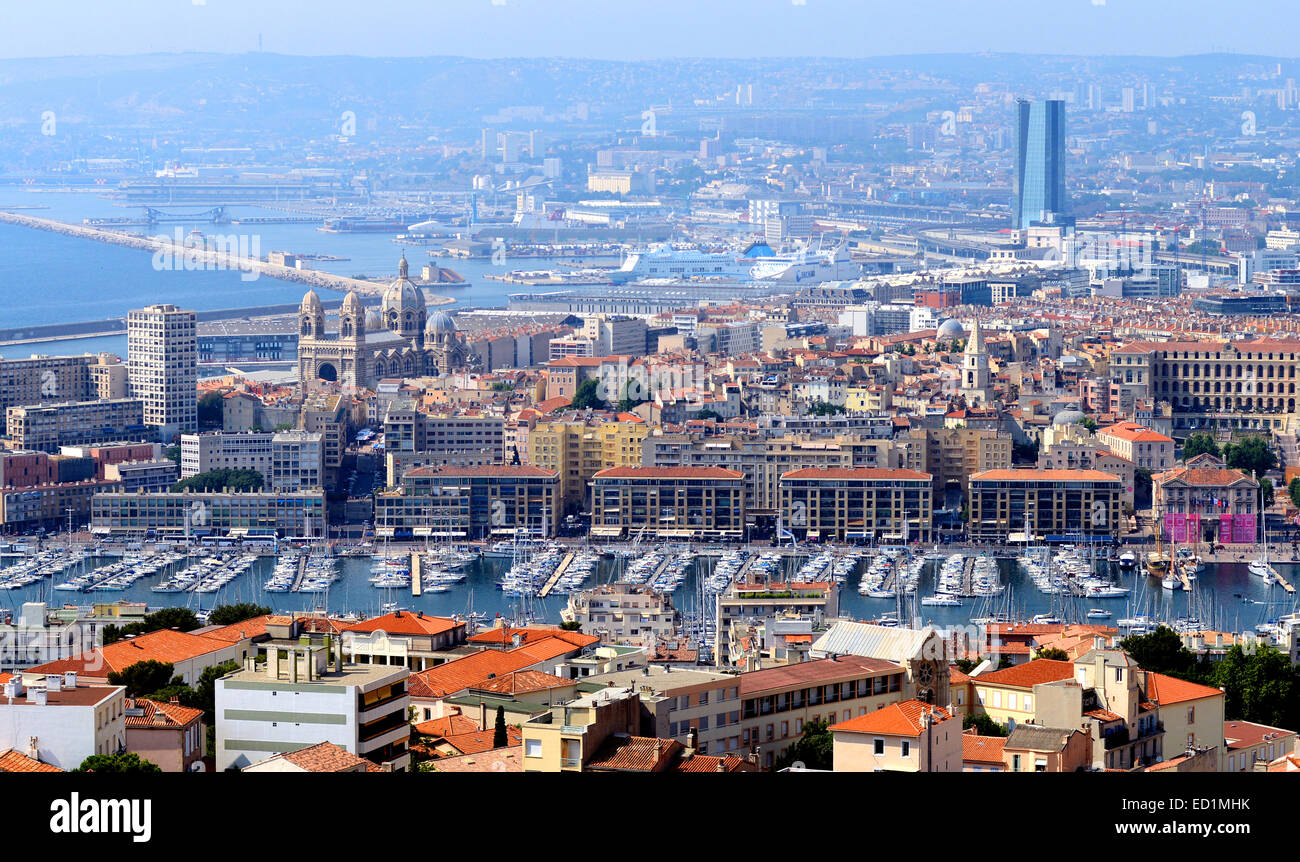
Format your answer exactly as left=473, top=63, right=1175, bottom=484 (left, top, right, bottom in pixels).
left=296, top=256, right=471, bottom=390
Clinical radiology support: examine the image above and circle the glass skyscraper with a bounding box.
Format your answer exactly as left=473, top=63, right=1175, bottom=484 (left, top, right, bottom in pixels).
left=1013, top=98, right=1067, bottom=230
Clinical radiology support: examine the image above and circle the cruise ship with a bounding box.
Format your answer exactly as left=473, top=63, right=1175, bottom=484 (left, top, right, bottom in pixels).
left=613, top=239, right=859, bottom=284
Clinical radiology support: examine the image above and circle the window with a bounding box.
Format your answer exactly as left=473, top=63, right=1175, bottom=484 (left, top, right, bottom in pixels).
left=901, top=741, right=910, bottom=758
left=1187, top=706, right=1195, bottom=723
left=794, top=718, right=803, bottom=735
left=1023, top=695, right=1033, bottom=712
left=874, top=738, right=885, bottom=756
left=699, top=691, right=709, bottom=706
left=525, top=739, right=543, bottom=758
left=1012, top=754, right=1021, bottom=771
left=1115, top=668, right=1123, bottom=683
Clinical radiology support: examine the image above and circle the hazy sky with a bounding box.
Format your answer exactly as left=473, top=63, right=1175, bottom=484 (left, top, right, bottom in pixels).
left=0, top=0, right=1291, bottom=60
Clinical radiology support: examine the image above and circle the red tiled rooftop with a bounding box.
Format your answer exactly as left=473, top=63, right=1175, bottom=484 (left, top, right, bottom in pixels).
left=344, top=611, right=464, bottom=637
left=830, top=700, right=953, bottom=737
left=1145, top=672, right=1224, bottom=705
left=0, top=750, right=62, bottom=773
left=740, top=655, right=902, bottom=696
left=28, top=628, right=232, bottom=679
left=970, top=659, right=1075, bottom=689
left=962, top=732, right=1006, bottom=765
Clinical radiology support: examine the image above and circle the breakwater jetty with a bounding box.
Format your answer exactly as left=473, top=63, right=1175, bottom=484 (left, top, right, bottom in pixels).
left=0, top=210, right=455, bottom=306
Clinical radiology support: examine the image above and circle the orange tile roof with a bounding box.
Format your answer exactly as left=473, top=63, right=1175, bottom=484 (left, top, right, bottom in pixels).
left=830, top=700, right=953, bottom=737
left=0, top=750, right=62, bottom=773
left=971, top=468, right=1120, bottom=483
left=970, top=659, right=1075, bottom=690
left=414, top=713, right=481, bottom=738
left=962, top=732, right=1006, bottom=766
left=408, top=650, right=536, bottom=699
left=428, top=745, right=524, bottom=773
left=584, top=735, right=683, bottom=772
left=741, top=655, right=901, bottom=696
left=124, top=697, right=205, bottom=729
left=275, top=741, right=380, bottom=773
left=1145, top=672, right=1223, bottom=705
left=780, top=467, right=932, bottom=481
left=344, top=611, right=464, bottom=637
left=592, top=466, right=744, bottom=480
left=469, top=669, right=574, bottom=696
left=198, top=615, right=276, bottom=643
left=1223, top=720, right=1296, bottom=751
left=509, top=636, right=589, bottom=665
left=28, top=629, right=232, bottom=679
left=466, top=626, right=596, bottom=648
left=439, top=726, right=523, bottom=756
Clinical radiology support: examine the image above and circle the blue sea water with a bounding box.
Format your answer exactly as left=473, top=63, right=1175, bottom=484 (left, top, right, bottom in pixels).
left=0, top=189, right=533, bottom=335
left=1, top=549, right=1292, bottom=633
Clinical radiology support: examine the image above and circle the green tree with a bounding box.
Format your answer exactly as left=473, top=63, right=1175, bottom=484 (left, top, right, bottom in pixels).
left=143, top=607, right=201, bottom=633
left=1120, top=626, right=1199, bottom=679
left=1182, top=433, right=1221, bottom=461
left=74, top=753, right=161, bottom=773
left=1212, top=644, right=1300, bottom=729
left=1036, top=647, right=1070, bottom=661
left=694, top=409, right=722, bottom=421
left=197, top=391, right=224, bottom=428
left=1289, top=477, right=1300, bottom=509
left=172, top=468, right=264, bottom=493
left=107, top=660, right=178, bottom=698
left=163, top=445, right=181, bottom=465
left=569, top=377, right=605, bottom=410
left=1077, top=416, right=1099, bottom=433
left=207, top=604, right=272, bottom=627
left=772, top=718, right=833, bottom=771
left=617, top=379, right=648, bottom=413
left=962, top=712, right=1008, bottom=737
left=807, top=402, right=846, bottom=416
left=559, top=620, right=582, bottom=631
left=492, top=705, right=509, bottom=749
left=1261, top=477, right=1275, bottom=509
left=1223, top=436, right=1276, bottom=478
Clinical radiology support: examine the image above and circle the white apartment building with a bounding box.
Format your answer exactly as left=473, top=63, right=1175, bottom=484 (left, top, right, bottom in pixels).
left=216, top=639, right=410, bottom=772
left=180, top=430, right=324, bottom=491
left=0, top=672, right=126, bottom=770
left=127, top=304, right=197, bottom=443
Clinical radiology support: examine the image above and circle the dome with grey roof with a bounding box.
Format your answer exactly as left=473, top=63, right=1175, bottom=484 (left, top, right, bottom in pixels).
left=1052, top=407, right=1088, bottom=426
left=426, top=309, right=457, bottom=336
left=937, top=318, right=964, bottom=339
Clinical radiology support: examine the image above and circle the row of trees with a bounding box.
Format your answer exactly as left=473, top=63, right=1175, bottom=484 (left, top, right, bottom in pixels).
left=1121, top=627, right=1300, bottom=731
left=171, top=468, right=264, bottom=493
left=103, top=603, right=268, bottom=645
left=1182, top=433, right=1276, bottom=477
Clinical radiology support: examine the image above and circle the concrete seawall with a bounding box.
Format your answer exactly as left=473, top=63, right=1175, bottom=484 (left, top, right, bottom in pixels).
left=0, top=209, right=456, bottom=306
left=0, top=298, right=384, bottom=347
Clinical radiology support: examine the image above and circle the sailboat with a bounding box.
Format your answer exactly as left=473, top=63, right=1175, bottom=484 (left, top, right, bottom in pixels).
left=1248, top=481, right=1274, bottom=582
left=1147, top=503, right=1170, bottom=576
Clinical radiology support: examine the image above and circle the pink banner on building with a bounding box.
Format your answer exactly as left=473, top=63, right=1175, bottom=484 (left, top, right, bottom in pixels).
left=1221, top=513, right=1234, bottom=542
left=1232, top=514, right=1257, bottom=544
left=1163, top=513, right=1201, bottom=543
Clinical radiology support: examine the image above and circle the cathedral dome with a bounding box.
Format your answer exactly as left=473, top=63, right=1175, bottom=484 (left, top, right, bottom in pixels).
left=300, top=289, right=322, bottom=312
left=365, top=310, right=383, bottom=332
left=1052, top=407, right=1087, bottom=426
left=383, top=255, right=425, bottom=311
left=341, top=291, right=364, bottom=315
left=937, top=318, right=964, bottom=339
left=426, top=309, right=457, bottom=336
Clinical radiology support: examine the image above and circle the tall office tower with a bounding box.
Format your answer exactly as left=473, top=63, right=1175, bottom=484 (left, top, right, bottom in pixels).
left=1121, top=87, right=1136, bottom=113
left=1013, top=98, right=1067, bottom=230
left=128, top=304, right=197, bottom=443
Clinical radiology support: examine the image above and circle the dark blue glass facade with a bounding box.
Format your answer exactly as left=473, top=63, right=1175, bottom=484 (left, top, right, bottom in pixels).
left=1013, top=99, right=1066, bottom=229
